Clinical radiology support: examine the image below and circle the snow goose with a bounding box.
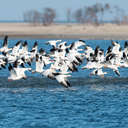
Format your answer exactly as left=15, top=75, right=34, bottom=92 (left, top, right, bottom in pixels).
left=11, top=40, right=22, bottom=55
left=46, top=40, right=62, bottom=48
left=8, top=64, right=31, bottom=81
left=0, top=35, right=12, bottom=53
left=90, top=68, right=107, bottom=77
left=54, top=73, right=71, bottom=88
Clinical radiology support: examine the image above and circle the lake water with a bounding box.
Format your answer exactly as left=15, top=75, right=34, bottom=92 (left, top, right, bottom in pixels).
left=0, top=39, right=128, bottom=128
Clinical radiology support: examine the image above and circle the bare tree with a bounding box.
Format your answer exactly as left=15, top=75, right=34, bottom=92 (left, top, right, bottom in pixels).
left=23, top=10, right=41, bottom=25
left=100, top=7, right=104, bottom=23
left=104, top=3, right=110, bottom=10
left=113, top=6, right=125, bottom=24
left=84, top=3, right=110, bottom=24
left=66, top=8, right=71, bottom=23
left=42, top=8, right=56, bottom=25
left=84, top=6, right=98, bottom=24
left=101, top=3, right=111, bottom=23
left=74, top=8, right=84, bottom=23
left=23, top=10, right=33, bottom=23
left=122, top=16, right=128, bottom=24
left=98, top=3, right=111, bottom=23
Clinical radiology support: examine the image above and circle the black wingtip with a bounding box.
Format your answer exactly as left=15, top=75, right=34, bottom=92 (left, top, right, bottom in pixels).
left=4, top=35, right=8, bottom=40
left=4, top=58, right=8, bottom=64
left=1, top=64, right=6, bottom=69
left=22, top=41, right=28, bottom=46
left=115, top=70, right=120, bottom=76
left=33, top=41, right=38, bottom=48
left=21, top=57, right=25, bottom=62
left=70, top=42, right=75, bottom=50
left=20, top=63, right=25, bottom=68
left=52, top=72, right=60, bottom=76
left=13, top=60, right=18, bottom=68
left=30, top=49, right=35, bottom=53
left=75, top=56, right=82, bottom=63
left=60, top=82, right=69, bottom=88
left=39, top=48, right=45, bottom=54
left=3, top=35, right=8, bottom=47
left=8, top=64, right=13, bottom=71
left=79, top=40, right=85, bottom=43
left=124, top=41, right=128, bottom=48
left=27, top=62, right=31, bottom=66
left=66, top=80, right=71, bottom=87
left=36, top=54, right=39, bottom=61
left=15, top=40, right=21, bottom=46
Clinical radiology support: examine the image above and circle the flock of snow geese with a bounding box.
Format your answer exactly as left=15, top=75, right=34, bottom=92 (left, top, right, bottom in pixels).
left=0, top=35, right=128, bottom=88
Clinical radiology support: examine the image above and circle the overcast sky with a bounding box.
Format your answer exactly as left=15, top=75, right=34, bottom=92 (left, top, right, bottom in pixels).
left=0, top=0, right=128, bottom=21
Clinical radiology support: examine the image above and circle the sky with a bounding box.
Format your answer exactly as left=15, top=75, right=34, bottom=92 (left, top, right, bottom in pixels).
left=0, top=0, right=128, bottom=21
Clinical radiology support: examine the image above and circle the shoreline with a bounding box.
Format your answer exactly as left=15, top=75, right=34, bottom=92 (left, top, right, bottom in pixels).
left=0, top=23, right=128, bottom=40
left=1, top=34, right=128, bottom=40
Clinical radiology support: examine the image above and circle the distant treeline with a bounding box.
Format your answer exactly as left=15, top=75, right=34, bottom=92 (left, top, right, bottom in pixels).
left=23, top=3, right=128, bottom=25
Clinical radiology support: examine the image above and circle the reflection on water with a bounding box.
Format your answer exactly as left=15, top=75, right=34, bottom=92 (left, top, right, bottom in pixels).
left=1, top=76, right=128, bottom=88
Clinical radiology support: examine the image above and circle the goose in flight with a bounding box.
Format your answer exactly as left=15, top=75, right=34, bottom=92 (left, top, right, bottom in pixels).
left=19, top=41, right=28, bottom=55
left=11, top=40, right=22, bottom=56
left=31, top=54, right=46, bottom=73
left=8, top=64, right=31, bottom=81
left=0, top=35, right=12, bottom=53
left=90, top=68, right=107, bottom=77
left=46, top=40, right=62, bottom=48
left=53, top=72, right=71, bottom=88
left=111, top=41, right=120, bottom=55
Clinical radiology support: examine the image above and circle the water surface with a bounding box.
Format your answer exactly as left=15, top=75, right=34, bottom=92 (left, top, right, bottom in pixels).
left=0, top=39, right=128, bottom=128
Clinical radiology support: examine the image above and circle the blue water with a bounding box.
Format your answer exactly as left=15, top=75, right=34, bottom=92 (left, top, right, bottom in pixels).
left=0, top=39, right=128, bottom=128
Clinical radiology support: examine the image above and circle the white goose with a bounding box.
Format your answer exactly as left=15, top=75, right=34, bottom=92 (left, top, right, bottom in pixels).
left=8, top=64, right=31, bottom=81
left=0, top=35, right=12, bottom=53
left=32, top=54, right=45, bottom=73
left=11, top=41, right=22, bottom=56
left=54, top=73, right=71, bottom=88
left=90, top=68, right=107, bottom=77
left=46, top=40, right=62, bottom=48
